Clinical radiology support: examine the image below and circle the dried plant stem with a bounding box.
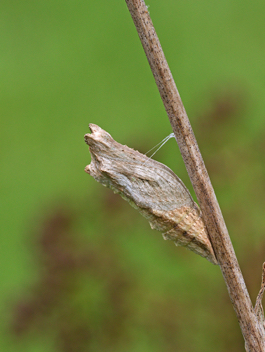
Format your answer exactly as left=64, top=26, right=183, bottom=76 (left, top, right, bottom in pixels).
left=125, top=0, right=265, bottom=350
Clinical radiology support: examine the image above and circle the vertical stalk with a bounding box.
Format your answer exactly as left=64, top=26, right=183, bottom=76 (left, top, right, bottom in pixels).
left=124, top=0, right=265, bottom=350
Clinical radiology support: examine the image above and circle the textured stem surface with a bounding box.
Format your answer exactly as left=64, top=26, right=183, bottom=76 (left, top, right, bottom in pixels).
left=125, top=0, right=265, bottom=350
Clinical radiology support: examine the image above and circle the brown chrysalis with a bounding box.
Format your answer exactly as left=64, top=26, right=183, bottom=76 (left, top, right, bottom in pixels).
left=84, top=124, right=217, bottom=265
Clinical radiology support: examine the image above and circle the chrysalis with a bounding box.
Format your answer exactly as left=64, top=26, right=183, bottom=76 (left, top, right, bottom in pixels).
left=84, top=124, right=217, bottom=265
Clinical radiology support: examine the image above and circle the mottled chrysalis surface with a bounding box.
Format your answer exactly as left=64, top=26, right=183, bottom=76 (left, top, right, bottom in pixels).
left=84, top=124, right=217, bottom=265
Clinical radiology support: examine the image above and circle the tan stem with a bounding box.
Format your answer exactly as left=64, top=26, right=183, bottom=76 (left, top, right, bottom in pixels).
left=125, top=0, right=265, bottom=350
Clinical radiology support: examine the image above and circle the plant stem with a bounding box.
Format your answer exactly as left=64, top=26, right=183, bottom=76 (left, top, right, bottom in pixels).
left=124, top=0, right=265, bottom=350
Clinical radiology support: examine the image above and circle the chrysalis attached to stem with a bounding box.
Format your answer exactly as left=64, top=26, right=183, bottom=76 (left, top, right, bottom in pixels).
left=84, top=124, right=217, bottom=265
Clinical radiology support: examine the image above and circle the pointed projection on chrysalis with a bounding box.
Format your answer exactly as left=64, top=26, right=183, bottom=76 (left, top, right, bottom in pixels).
left=84, top=124, right=217, bottom=265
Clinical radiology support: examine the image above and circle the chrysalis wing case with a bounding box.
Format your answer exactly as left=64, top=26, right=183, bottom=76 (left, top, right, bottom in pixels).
left=84, top=124, right=217, bottom=265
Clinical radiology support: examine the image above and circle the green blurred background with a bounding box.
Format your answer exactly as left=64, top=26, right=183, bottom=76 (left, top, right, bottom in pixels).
left=1, top=0, right=265, bottom=351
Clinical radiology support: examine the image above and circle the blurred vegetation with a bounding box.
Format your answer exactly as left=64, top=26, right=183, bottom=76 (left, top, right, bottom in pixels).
left=1, top=1, right=265, bottom=351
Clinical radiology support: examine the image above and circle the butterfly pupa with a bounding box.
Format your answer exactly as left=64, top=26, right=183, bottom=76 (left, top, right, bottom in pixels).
left=84, top=124, right=217, bottom=265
